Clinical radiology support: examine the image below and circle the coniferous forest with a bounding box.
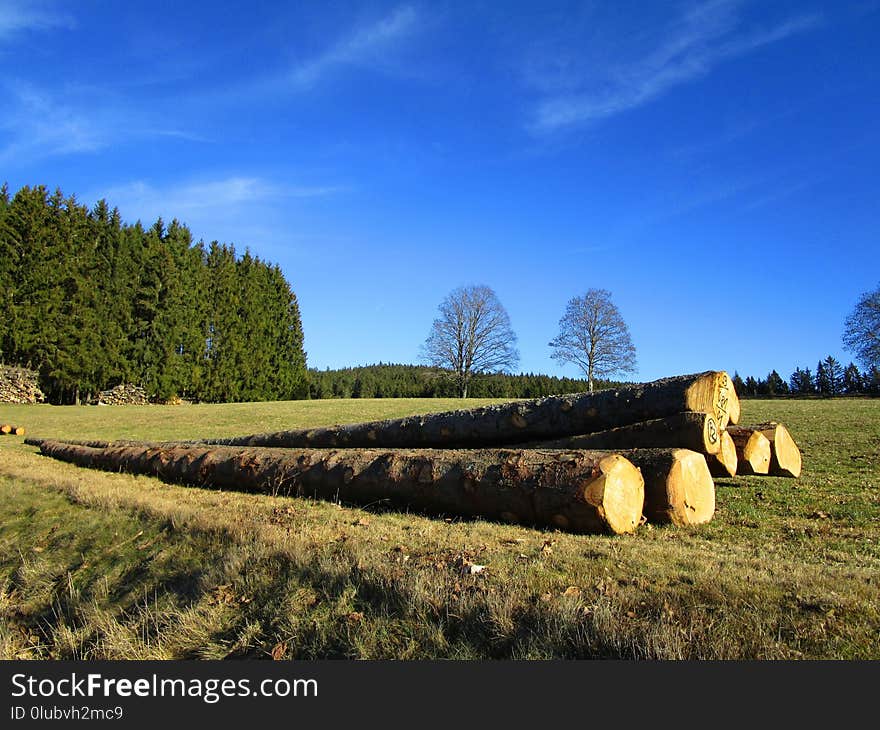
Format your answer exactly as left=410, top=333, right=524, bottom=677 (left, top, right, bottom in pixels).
left=0, top=184, right=308, bottom=404
left=308, top=364, right=622, bottom=400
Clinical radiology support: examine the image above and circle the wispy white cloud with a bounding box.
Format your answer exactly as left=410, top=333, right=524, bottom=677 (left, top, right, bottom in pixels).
left=287, top=5, right=420, bottom=89
left=528, top=1, right=822, bottom=133
left=0, top=0, right=74, bottom=41
left=0, top=82, right=205, bottom=164
left=87, top=175, right=346, bottom=256
left=0, top=84, right=107, bottom=162
left=96, top=176, right=344, bottom=227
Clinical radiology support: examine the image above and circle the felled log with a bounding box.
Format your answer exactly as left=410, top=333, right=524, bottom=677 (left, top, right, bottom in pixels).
left=34, top=440, right=646, bottom=535
left=0, top=424, right=11, bottom=435
left=519, top=412, right=721, bottom=455
left=751, top=422, right=802, bottom=478
left=724, top=426, right=771, bottom=475
left=707, top=430, right=738, bottom=478
left=12, top=425, right=25, bottom=436
left=198, top=371, right=736, bottom=450
left=615, top=448, right=715, bottom=526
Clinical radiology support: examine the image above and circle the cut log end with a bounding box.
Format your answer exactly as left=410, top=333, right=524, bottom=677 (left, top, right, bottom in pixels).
left=741, top=431, right=770, bottom=474
left=667, top=449, right=716, bottom=526
left=703, top=414, right=721, bottom=455
left=708, top=430, right=738, bottom=478
left=727, top=380, right=741, bottom=425
left=584, top=454, right=645, bottom=535
left=684, top=371, right=734, bottom=428
left=758, top=423, right=802, bottom=478
left=0, top=424, right=11, bottom=434
left=620, top=448, right=715, bottom=526
left=726, top=427, right=771, bottom=475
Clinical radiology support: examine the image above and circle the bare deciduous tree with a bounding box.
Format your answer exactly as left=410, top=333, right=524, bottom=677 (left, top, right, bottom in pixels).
left=422, top=285, right=519, bottom=398
left=549, top=289, right=636, bottom=392
left=843, top=283, right=880, bottom=370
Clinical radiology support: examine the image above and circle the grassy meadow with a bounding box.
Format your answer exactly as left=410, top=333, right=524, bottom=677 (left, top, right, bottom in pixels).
left=0, top=397, right=878, bottom=659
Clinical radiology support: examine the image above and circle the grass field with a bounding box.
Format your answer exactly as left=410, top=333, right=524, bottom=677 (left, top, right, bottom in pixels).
left=1, top=397, right=878, bottom=659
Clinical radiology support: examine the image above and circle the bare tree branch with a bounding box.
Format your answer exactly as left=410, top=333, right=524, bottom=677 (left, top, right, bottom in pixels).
left=548, top=289, right=637, bottom=392
left=843, top=283, right=880, bottom=370
left=422, top=285, right=519, bottom=397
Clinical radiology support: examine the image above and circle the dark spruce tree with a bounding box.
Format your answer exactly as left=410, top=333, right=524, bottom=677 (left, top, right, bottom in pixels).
left=789, top=366, right=814, bottom=395
left=0, top=183, right=308, bottom=404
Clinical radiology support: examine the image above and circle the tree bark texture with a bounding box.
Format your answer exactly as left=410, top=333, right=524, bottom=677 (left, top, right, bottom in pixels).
left=518, top=412, right=721, bottom=455
left=196, top=371, right=736, bottom=450
left=749, top=422, right=802, bottom=478
left=724, top=426, right=771, bottom=475
left=34, top=440, right=646, bottom=535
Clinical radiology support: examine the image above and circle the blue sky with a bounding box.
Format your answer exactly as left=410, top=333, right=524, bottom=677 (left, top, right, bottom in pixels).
left=2, top=0, right=878, bottom=382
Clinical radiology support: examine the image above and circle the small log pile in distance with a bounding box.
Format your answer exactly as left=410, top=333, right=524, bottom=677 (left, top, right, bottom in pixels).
left=94, top=384, right=150, bottom=405
left=0, top=366, right=44, bottom=404
left=26, top=370, right=803, bottom=536
left=1, top=424, right=26, bottom=436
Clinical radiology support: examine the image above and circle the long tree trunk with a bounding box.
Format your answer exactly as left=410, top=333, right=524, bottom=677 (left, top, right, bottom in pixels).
left=618, top=448, right=715, bottom=526
left=750, top=422, right=802, bottom=478
left=195, top=371, right=737, bottom=449
left=724, top=426, right=771, bottom=475
left=518, top=412, right=721, bottom=455
left=34, top=440, right=646, bottom=535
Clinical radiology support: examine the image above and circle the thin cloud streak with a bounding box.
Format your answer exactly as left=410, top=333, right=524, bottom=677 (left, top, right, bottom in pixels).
left=530, top=2, right=822, bottom=133
left=287, top=5, right=420, bottom=89
left=0, top=82, right=208, bottom=165
left=96, top=176, right=345, bottom=226
left=0, top=0, right=74, bottom=41
left=0, top=84, right=107, bottom=163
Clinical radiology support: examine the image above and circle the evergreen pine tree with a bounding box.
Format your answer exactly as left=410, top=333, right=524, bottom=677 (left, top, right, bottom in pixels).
left=842, top=362, right=863, bottom=394
left=815, top=360, right=830, bottom=395
left=823, top=355, right=843, bottom=395
left=766, top=370, right=787, bottom=395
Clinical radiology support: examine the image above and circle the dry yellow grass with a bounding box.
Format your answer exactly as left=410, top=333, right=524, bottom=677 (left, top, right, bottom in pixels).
left=1, top=397, right=878, bottom=659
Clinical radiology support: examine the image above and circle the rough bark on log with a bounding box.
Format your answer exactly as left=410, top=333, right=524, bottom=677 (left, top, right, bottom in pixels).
left=750, top=422, right=802, bottom=478
left=34, top=440, right=646, bottom=535
left=724, top=426, right=771, bottom=475
left=617, top=448, right=715, bottom=526
left=197, top=371, right=735, bottom=450
left=518, top=412, right=721, bottom=455
left=707, top=430, right=738, bottom=478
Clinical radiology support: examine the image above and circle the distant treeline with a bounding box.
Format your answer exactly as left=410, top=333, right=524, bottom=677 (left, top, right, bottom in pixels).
left=308, top=363, right=624, bottom=399
left=734, top=356, right=880, bottom=397
left=0, top=184, right=308, bottom=404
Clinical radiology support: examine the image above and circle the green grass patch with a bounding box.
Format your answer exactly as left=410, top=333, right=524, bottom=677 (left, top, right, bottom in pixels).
left=1, top=397, right=878, bottom=659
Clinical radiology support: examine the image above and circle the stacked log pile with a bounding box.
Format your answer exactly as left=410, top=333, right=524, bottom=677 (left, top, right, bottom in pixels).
left=94, top=384, right=150, bottom=406
left=26, top=370, right=803, bottom=535
left=0, top=366, right=44, bottom=404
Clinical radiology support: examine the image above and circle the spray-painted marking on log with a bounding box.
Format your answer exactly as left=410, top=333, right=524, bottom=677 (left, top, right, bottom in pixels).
left=707, top=416, right=719, bottom=446
left=715, top=373, right=730, bottom=422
